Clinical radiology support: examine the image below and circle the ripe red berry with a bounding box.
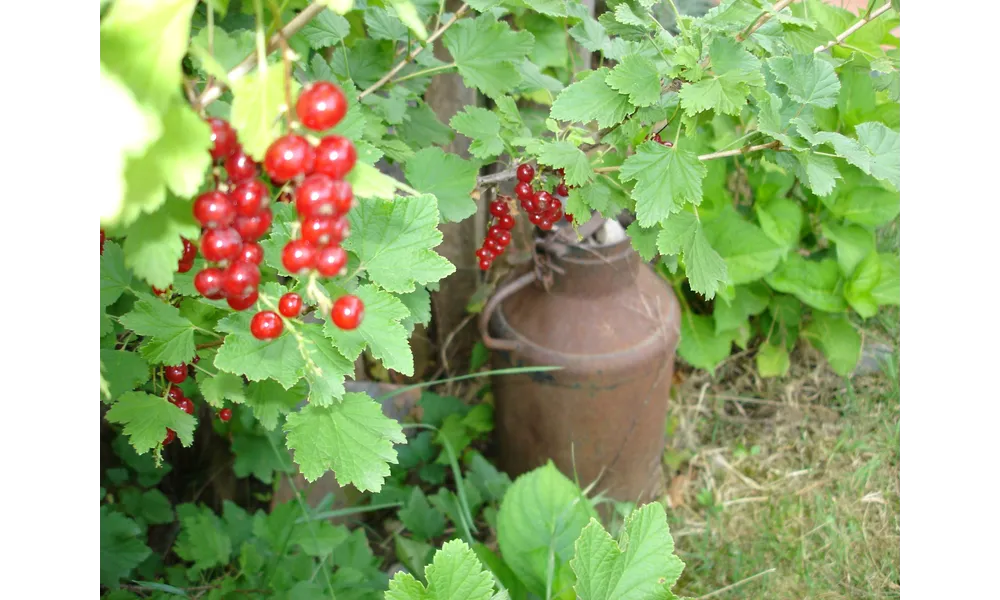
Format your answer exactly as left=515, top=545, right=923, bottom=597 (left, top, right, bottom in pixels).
left=538, top=219, right=553, bottom=231
left=264, top=134, right=315, bottom=183
left=295, top=174, right=338, bottom=218
left=221, top=261, right=260, bottom=299
left=282, top=239, right=316, bottom=274
left=227, top=288, right=259, bottom=311
left=208, top=118, right=238, bottom=160
left=250, top=310, right=284, bottom=340
left=313, top=135, right=357, bottom=179
left=195, top=268, right=225, bottom=299
left=485, top=238, right=504, bottom=254
left=192, top=355, right=200, bottom=364
left=177, top=258, right=194, bottom=274
left=548, top=197, right=562, bottom=212
left=180, top=238, right=198, bottom=264
left=534, top=191, right=553, bottom=212
left=492, top=230, right=512, bottom=247
left=301, top=216, right=336, bottom=247
left=167, top=386, right=185, bottom=402
left=193, top=191, right=235, bottom=228
left=515, top=182, right=533, bottom=201
left=479, top=258, right=492, bottom=271
left=201, top=227, right=242, bottom=262
left=219, top=408, right=233, bottom=422
left=230, top=180, right=270, bottom=217
left=489, top=200, right=509, bottom=218
left=278, top=293, right=303, bottom=318
left=163, top=429, right=176, bottom=445
left=234, top=208, right=273, bottom=242
left=475, top=247, right=495, bottom=260
left=546, top=208, right=564, bottom=223
left=497, top=214, right=516, bottom=230
left=164, top=364, right=188, bottom=384
left=516, top=164, right=535, bottom=183
left=564, top=213, right=574, bottom=223
left=175, top=397, right=195, bottom=415
left=330, top=216, right=350, bottom=244
left=152, top=286, right=171, bottom=297
left=555, top=182, right=569, bottom=197
left=239, top=242, right=264, bottom=265
left=101, top=230, right=106, bottom=254
left=315, top=245, right=348, bottom=277
left=528, top=212, right=543, bottom=226
left=331, top=295, right=365, bottom=330
left=520, top=195, right=538, bottom=213
left=330, top=180, right=354, bottom=216
left=296, top=81, right=348, bottom=131
left=225, top=147, right=258, bottom=183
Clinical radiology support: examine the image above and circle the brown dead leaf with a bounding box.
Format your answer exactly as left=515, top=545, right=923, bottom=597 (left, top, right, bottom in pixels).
left=667, top=473, right=690, bottom=508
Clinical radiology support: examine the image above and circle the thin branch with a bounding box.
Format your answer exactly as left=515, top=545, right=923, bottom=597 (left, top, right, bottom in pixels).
left=736, top=0, right=795, bottom=42
left=698, top=140, right=783, bottom=161
left=477, top=167, right=519, bottom=187
left=814, top=3, right=893, bottom=53
left=195, top=2, right=326, bottom=109
left=358, top=3, right=469, bottom=100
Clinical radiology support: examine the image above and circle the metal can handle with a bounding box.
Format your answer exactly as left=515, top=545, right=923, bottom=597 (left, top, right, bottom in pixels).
left=478, top=270, right=538, bottom=352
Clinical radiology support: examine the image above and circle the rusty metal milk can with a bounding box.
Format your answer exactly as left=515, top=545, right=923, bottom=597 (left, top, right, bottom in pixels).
left=480, top=231, right=681, bottom=504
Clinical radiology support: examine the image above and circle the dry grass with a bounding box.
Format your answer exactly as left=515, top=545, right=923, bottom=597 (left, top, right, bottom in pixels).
left=663, top=308, right=900, bottom=599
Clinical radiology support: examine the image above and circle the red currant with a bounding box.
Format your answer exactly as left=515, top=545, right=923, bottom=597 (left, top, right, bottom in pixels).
left=278, top=293, right=303, bottom=318
left=177, top=260, right=194, bottom=274
left=330, top=180, right=353, bottom=216
left=548, top=197, right=562, bottom=212
left=250, top=310, right=284, bottom=340
left=538, top=219, right=553, bottom=231
left=219, top=408, right=233, bottom=422
left=282, top=239, right=316, bottom=274
left=497, top=214, right=516, bottom=230
left=208, top=118, right=238, bottom=160
left=195, top=268, right=225, bottom=299
left=296, top=81, right=348, bottom=131
left=534, top=191, right=553, bottom=212
left=264, top=134, right=315, bottom=183
left=489, top=200, right=509, bottom=218
left=316, top=245, right=348, bottom=277
left=225, top=147, right=258, bottom=183
left=520, top=195, right=538, bottom=213
left=193, top=191, right=235, bottom=228
left=331, top=295, right=364, bottom=330
left=152, top=286, right=171, bottom=297
left=515, top=182, right=533, bottom=201
left=330, top=216, right=350, bottom=244
left=227, top=288, right=259, bottom=311
left=516, top=164, right=535, bottom=183
left=485, top=238, right=504, bottom=254
left=239, top=242, right=264, bottom=265
left=546, top=208, right=564, bottom=223
left=565, top=213, right=574, bottom=223
left=313, top=135, right=357, bottom=179
left=192, top=355, right=200, bottom=364
left=301, top=216, right=336, bottom=247
left=221, top=261, right=261, bottom=299
left=475, top=247, right=495, bottom=260
left=528, top=212, right=543, bottom=226
left=180, top=237, right=198, bottom=264
left=491, top=230, right=512, bottom=247
left=163, top=429, right=176, bottom=445
left=201, top=227, right=242, bottom=262
left=167, top=386, right=185, bottom=402
left=230, top=180, right=270, bottom=217
left=295, top=174, right=338, bottom=218
left=479, top=258, right=492, bottom=271
left=164, top=364, right=188, bottom=384
left=234, top=208, right=273, bottom=242
left=176, top=397, right=195, bottom=415
left=555, top=182, right=569, bottom=197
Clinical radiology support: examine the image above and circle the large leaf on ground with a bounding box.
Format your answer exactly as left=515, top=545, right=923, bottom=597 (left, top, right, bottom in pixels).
left=703, top=207, right=782, bottom=285
left=100, top=506, right=152, bottom=587
left=678, top=313, right=733, bottom=372
left=765, top=255, right=847, bottom=312
left=802, top=312, right=861, bottom=376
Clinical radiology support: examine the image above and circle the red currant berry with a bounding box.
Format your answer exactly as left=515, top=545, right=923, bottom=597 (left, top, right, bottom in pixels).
left=278, top=293, right=303, bottom=318
left=301, top=216, right=336, bottom=247
left=221, top=261, right=261, bottom=299
left=167, top=386, right=185, bottom=402
left=195, top=268, right=225, bottom=299
left=515, top=182, right=533, bottom=201
left=475, top=247, right=495, bottom=260
left=492, top=230, right=512, bottom=247
left=555, top=168, right=565, bottom=177
left=201, top=227, right=242, bottom=262
left=219, top=408, right=233, bottom=422
left=180, top=237, right=198, bottom=264
left=163, top=429, right=176, bottom=445
left=330, top=216, right=350, bottom=244
left=264, top=134, right=315, bottom=183
left=230, top=180, right=270, bottom=217
left=295, top=174, right=338, bottom=218
left=152, top=286, right=171, bottom=297
left=538, top=219, right=553, bottom=231
left=193, top=191, right=236, bottom=228
left=234, top=208, right=273, bottom=242
left=489, top=200, right=509, bottom=218
left=164, top=364, right=188, bottom=384
left=239, top=242, right=264, bottom=265
left=313, top=135, right=357, bottom=179
left=488, top=225, right=505, bottom=239
left=175, top=397, right=195, bottom=415
left=227, top=289, right=259, bottom=311
left=177, top=258, right=194, bottom=274
left=282, top=239, right=316, bottom=274
left=331, top=295, right=365, bottom=330
left=330, top=180, right=354, bottom=216
left=528, top=212, right=543, bottom=226
left=208, top=118, right=238, bottom=160
left=479, top=258, right=492, bottom=271
left=192, top=355, right=200, bottom=364
left=315, top=245, right=348, bottom=277
left=555, top=182, right=569, bottom=197
left=546, top=208, right=564, bottom=223
left=101, top=230, right=106, bottom=254
left=548, top=197, right=562, bottom=212
left=564, top=213, right=574, bottom=223
left=534, top=191, right=553, bottom=212
left=296, top=81, right=348, bottom=131
left=516, top=164, right=535, bottom=183
left=485, top=238, right=504, bottom=254
left=520, top=195, right=538, bottom=213
left=497, top=214, right=516, bottom=230
left=250, top=310, right=284, bottom=340
left=225, top=147, right=258, bottom=183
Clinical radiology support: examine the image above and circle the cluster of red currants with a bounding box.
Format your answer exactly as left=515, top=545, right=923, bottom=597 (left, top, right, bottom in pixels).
left=649, top=132, right=673, bottom=147
left=475, top=197, right=516, bottom=270
left=513, top=163, right=573, bottom=232
left=161, top=356, right=232, bottom=446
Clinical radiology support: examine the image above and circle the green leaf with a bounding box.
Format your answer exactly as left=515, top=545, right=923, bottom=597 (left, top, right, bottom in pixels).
left=871, top=254, right=900, bottom=305
left=710, top=37, right=764, bottom=87
left=190, top=27, right=254, bottom=76
left=344, top=194, right=455, bottom=293
left=756, top=341, right=790, bottom=378
left=105, top=391, right=197, bottom=454
left=443, top=17, right=534, bottom=98
left=215, top=311, right=304, bottom=391
left=403, top=148, right=477, bottom=223
left=464, top=451, right=512, bottom=503
left=678, top=313, right=733, bottom=372
left=365, top=6, right=407, bottom=41
left=348, top=161, right=399, bottom=200
left=845, top=253, right=881, bottom=318
left=605, top=54, right=661, bottom=107
left=174, top=504, right=233, bottom=570
left=120, top=488, right=174, bottom=525
left=100, top=506, right=152, bottom=587
left=399, top=487, right=447, bottom=541
left=397, top=101, right=454, bottom=149
left=550, top=68, right=633, bottom=128
left=119, top=297, right=196, bottom=365
left=399, top=286, right=433, bottom=333
left=822, top=221, right=875, bottom=276
left=854, top=122, right=901, bottom=189
left=620, top=143, right=706, bottom=227
left=714, top=284, right=770, bottom=334
left=386, top=540, right=495, bottom=600
left=325, top=284, right=414, bottom=376
left=626, top=221, right=659, bottom=261
left=497, top=462, right=597, bottom=597
left=802, top=312, right=861, bottom=376
left=391, top=0, right=429, bottom=41
left=702, top=208, right=782, bottom=285
left=768, top=53, right=840, bottom=108
left=152, top=102, right=213, bottom=198
left=100, top=0, right=198, bottom=112
left=656, top=212, right=727, bottom=299
left=298, top=325, right=356, bottom=404
left=536, top=140, right=594, bottom=187
left=569, top=16, right=610, bottom=52
left=101, top=242, right=134, bottom=308
left=830, top=186, right=899, bottom=227
left=755, top=197, right=803, bottom=251
left=121, top=200, right=201, bottom=290
left=283, top=392, right=407, bottom=489
left=301, top=8, right=351, bottom=48
left=232, top=430, right=294, bottom=484
left=678, top=76, right=750, bottom=116
left=395, top=535, right=435, bottom=582
left=230, top=66, right=299, bottom=161
left=571, top=502, right=684, bottom=600
left=244, top=380, right=305, bottom=431
left=100, top=349, right=150, bottom=403
left=198, top=372, right=247, bottom=408
left=450, top=107, right=504, bottom=159
left=292, top=520, right=350, bottom=558
left=765, top=255, right=848, bottom=312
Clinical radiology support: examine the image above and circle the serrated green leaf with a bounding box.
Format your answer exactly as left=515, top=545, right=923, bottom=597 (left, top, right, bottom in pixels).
left=284, top=392, right=406, bottom=489
left=702, top=207, right=782, bottom=284
left=399, top=487, right=447, bottom=541
left=344, top=194, right=455, bottom=293
left=105, top=391, right=197, bottom=454
left=214, top=311, right=304, bottom=390
left=854, top=122, right=900, bottom=189
left=678, top=313, right=733, bottom=372
left=765, top=255, right=847, bottom=312
left=101, top=242, right=134, bottom=307
left=710, top=37, right=764, bottom=86
left=755, top=197, right=804, bottom=251
left=822, top=221, right=875, bottom=276
left=768, top=53, right=840, bottom=109
left=443, top=17, right=534, bottom=98
left=100, top=506, right=152, bottom=587
left=174, top=505, right=233, bottom=570
left=298, top=326, right=355, bottom=404
left=778, top=151, right=841, bottom=197
left=831, top=186, right=899, bottom=227
left=324, top=284, right=414, bottom=376
left=190, top=27, right=254, bottom=77
left=397, top=101, right=454, bottom=149
left=605, top=54, right=661, bottom=107
left=536, top=140, right=594, bottom=187
left=100, top=349, right=150, bottom=403
left=756, top=341, right=790, bottom=378
left=232, top=430, right=294, bottom=484
left=365, top=6, right=407, bottom=41
left=399, top=286, right=432, bottom=333
left=872, top=254, right=900, bottom=306
left=802, top=312, right=860, bottom=376
left=348, top=161, right=399, bottom=200
left=151, top=102, right=212, bottom=198
left=121, top=199, right=201, bottom=290
left=244, top=379, right=304, bottom=430
left=450, top=107, right=503, bottom=159
left=292, top=520, right=350, bottom=558
left=550, top=68, right=633, bottom=128
left=119, top=297, right=196, bottom=365
left=569, top=16, right=610, bottom=52
left=656, top=212, right=727, bottom=299
left=230, top=66, right=299, bottom=161
left=656, top=211, right=699, bottom=256
left=626, top=221, right=659, bottom=261
left=679, top=75, right=750, bottom=116
left=844, top=252, right=881, bottom=318
left=301, top=8, right=351, bottom=48
left=198, top=371, right=247, bottom=408
left=121, top=488, right=174, bottom=525
left=620, top=143, right=706, bottom=227
left=387, top=540, right=495, bottom=600
left=714, top=284, right=770, bottom=334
